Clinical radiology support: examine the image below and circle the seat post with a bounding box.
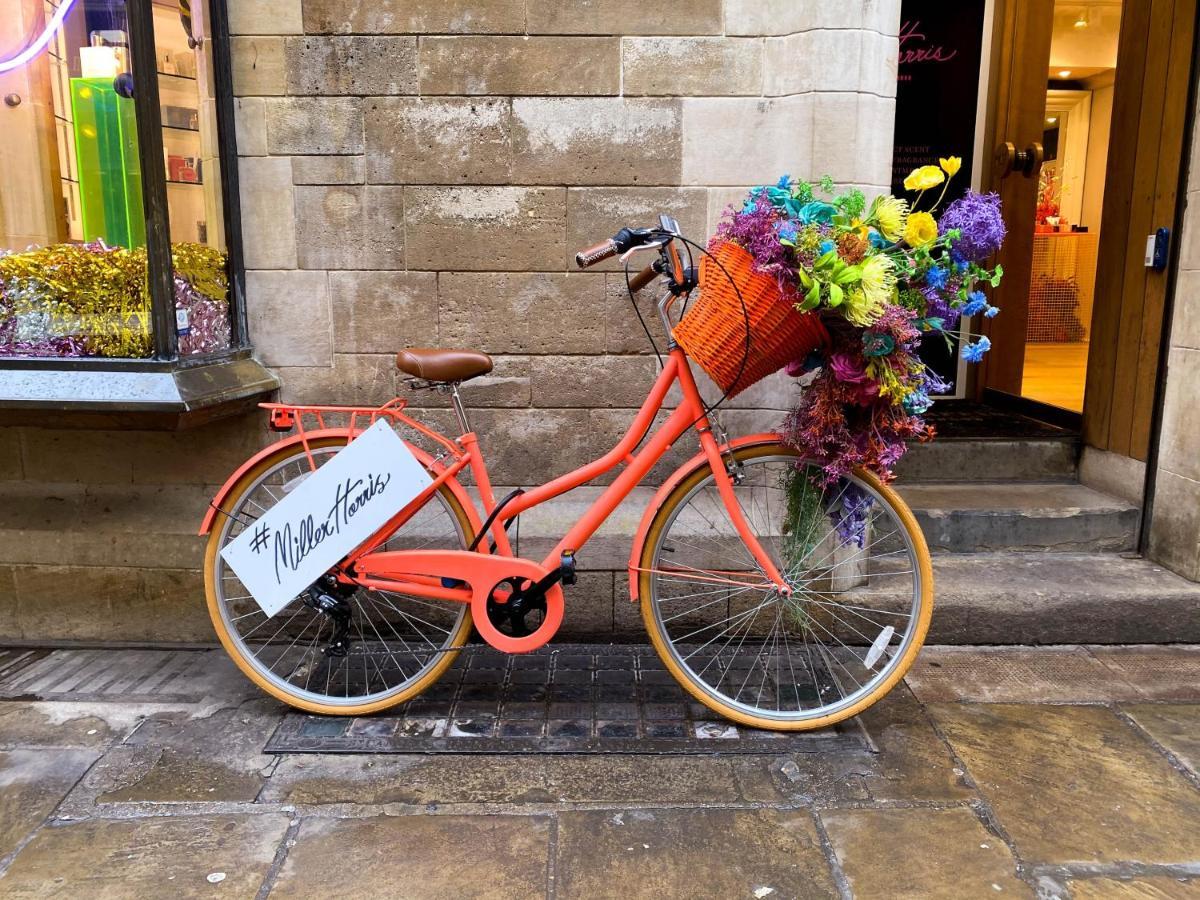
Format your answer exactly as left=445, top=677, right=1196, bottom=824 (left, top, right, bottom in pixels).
left=449, top=382, right=471, bottom=434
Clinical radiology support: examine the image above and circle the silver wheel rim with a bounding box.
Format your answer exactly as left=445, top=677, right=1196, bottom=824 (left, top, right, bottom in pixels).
left=212, top=443, right=470, bottom=708
left=646, top=452, right=925, bottom=724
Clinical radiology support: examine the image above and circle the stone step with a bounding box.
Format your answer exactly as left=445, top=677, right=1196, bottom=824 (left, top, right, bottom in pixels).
left=899, top=482, right=1140, bottom=553
left=895, top=437, right=1079, bottom=483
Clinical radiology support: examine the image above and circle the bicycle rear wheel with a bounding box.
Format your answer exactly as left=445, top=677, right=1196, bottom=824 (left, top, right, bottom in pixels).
left=638, top=442, right=933, bottom=730
left=204, top=436, right=474, bottom=715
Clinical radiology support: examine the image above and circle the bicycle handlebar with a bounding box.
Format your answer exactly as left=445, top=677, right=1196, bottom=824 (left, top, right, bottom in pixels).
left=627, top=264, right=659, bottom=292
left=574, top=227, right=655, bottom=269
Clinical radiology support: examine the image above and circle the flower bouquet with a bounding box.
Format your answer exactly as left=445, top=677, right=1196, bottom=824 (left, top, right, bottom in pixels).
left=704, top=158, right=1005, bottom=556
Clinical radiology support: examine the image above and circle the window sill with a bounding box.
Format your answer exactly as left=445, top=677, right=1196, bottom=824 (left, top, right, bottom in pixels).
left=0, top=351, right=279, bottom=430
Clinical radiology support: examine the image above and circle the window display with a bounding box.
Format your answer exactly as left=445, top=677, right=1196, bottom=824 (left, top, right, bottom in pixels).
left=0, top=0, right=232, bottom=359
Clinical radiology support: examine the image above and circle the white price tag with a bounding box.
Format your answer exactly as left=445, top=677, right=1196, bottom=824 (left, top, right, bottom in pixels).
left=220, top=420, right=432, bottom=617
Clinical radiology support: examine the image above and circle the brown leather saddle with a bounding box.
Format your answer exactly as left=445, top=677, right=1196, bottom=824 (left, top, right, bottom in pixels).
left=395, top=348, right=493, bottom=383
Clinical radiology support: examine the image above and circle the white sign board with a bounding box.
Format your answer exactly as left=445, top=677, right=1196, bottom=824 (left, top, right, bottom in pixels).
left=220, top=420, right=433, bottom=617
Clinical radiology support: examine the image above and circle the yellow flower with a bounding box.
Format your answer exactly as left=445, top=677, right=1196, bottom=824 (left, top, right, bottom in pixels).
left=844, top=256, right=894, bottom=326
left=903, top=165, right=945, bottom=192
left=871, top=195, right=909, bottom=241
left=939, top=156, right=962, bottom=177
left=903, top=211, right=939, bottom=248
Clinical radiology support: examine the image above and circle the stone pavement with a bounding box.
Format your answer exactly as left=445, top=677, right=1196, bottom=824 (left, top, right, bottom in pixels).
left=0, top=645, right=1197, bottom=899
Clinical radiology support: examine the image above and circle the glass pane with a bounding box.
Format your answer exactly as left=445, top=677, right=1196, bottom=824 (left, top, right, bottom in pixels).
left=152, top=0, right=231, bottom=356
left=0, top=0, right=155, bottom=358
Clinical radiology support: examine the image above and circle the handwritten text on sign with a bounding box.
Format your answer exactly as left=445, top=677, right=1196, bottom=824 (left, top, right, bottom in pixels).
left=220, top=420, right=433, bottom=617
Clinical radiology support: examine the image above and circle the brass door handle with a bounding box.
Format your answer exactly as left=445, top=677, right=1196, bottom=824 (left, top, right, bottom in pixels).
left=995, top=141, right=1044, bottom=178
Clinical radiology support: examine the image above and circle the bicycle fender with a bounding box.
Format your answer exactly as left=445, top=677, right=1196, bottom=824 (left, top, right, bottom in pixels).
left=626, top=432, right=783, bottom=603
left=198, top=428, right=478, bottom=537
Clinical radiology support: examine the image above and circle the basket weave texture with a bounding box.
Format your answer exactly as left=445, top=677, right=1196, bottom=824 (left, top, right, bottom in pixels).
left=673, top=241, right=829, bottom=397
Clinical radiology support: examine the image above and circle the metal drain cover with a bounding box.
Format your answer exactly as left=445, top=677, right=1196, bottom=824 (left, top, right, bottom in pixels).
left=266, top=644, right=869, bottom=755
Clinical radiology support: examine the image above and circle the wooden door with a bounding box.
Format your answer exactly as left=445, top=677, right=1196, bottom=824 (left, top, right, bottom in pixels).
left=1083, top=0, right=1197, bottom=459
left=976, top=1, right=1056, bottom=397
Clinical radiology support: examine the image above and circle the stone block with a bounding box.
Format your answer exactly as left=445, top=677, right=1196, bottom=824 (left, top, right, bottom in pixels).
left=604, top=272, right=671, bottom=354
left=233, top=98, right=267, bottom=156
left=809, top=93, right=861, bottom=184
left=588, top=407, right=688, bottom=484
left=623, top=38, right=763, bottom=97
left=365, top=98, right=512, bottom=185
left=0, top=750, right=100, bottom=860
left=230, top=36, right=286, bottom=96
left=275, top=354, right=399, bottom=406
left=18, top=429, right=135, bottom=483
left=764, top=30, right=896, bottom=97
left=329, top=271, right=438, bottom=353
left=438, top=272, right=604, bottom=354
left=228, top=0, right=303, bottom=35
left=13, top=565, right=121, bottom=639
left=0, top=429, right=20, bottom=480
left=565, top=187, right=707, bottom=270
left=245, top=270, right=332, bottom=366
left=558, top=570, right=614, bottom=636
left=530, top=355, right=658, bottom=408
left=285, top=36, right=417, bottom=96
left=292, top=155, right=366, bottom=185
left=681, top=96, right=812, bottom=186
left=725, top=0, right=901, bottom=36
left=511, top=98, right=682, bottom=186
left=1179, top=198, right=1200, bottom=271
left=128, top=414, right=268, bottom=484
left=853, top=92, right=897, bottom=186
left=419, top=36, right=618, bottom=96
left=527, top=0, right=722, bottom=35
left=1170, top=269, right=1200, bottom=351
left=237, top=156, right=296, bottom=268
left=303, top=0, right=526, bottom=35
left=266, top=97, right=363, bottom=155
left=1158, top=346, right=1200, bottom=482
left=1147, top=469, right=1200, bottom=581
left=123, top=569, right=212, bottom=643
left=465, top=408, right=595, bottom=485
left=414, top=355, right=533, bottom=408
left=705, top=185, right=751, bottom=237
left=405, top=187, right=565, bottom=271
left=294, top=185, right=405, bottom=270
left=0, top=567, right=16, bottom=637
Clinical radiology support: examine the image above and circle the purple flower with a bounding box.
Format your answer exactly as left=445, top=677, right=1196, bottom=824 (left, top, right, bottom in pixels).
left=939, top=191, right=1006, bottom=263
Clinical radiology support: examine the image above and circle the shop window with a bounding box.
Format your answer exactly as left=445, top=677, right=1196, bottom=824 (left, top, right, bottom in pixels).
left=0, top=0, right=274, bottom=424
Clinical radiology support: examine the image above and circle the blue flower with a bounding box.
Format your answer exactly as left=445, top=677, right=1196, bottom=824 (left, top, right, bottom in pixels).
left=984, top=305, right=999, bottom=318
left=742, top=199, right=758, bottom=214
left=925, top=265, right=948, bottom=290
left=776, top=174, right=792, bottom=190
left=961, top=336, right=991, bottom=363
left=903, top=389, right=933, bottom=415
left=818, top=239, right=837, bottom=255
left=962, top=290, right=988, bottom=317
left=868, top=231, right=889, bottom=249
left=798, top=201, right=837, bottom=225
left=777, top=221, right=798, bottom=243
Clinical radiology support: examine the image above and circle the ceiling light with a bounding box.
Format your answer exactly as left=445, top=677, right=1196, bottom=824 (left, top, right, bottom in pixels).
left=1074, top=10, right=1090, bottom=28
left=1047, top=117, right=1058, bottom=124
left=1058, top=70, right=1073, bottom=78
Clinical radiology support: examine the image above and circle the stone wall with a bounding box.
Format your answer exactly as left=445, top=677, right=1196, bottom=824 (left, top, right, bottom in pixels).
left=0, top=0, right=902, bottom=643
left=1147, top=98, right=1200, bottom=580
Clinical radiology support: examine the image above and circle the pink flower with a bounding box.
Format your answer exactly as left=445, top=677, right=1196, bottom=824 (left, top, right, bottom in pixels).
left=829, top=353, right=869, bottom=383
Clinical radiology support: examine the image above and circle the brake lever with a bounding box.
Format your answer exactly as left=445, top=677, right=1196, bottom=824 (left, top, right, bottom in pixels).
left=619, top=238, right=668, bottom=264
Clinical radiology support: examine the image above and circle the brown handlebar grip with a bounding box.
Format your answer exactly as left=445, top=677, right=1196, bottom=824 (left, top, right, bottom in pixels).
left=575, top=239, right=618, bottom=268
left=627, top=264, right=658, bottom=292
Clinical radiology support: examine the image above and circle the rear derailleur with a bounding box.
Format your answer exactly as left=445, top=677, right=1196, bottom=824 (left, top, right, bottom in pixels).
left=302, top=575, right=356, bottom=657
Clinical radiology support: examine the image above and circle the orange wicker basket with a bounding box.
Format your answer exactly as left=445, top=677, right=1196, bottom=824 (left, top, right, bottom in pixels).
left=674, top=241, right=829, bottom=396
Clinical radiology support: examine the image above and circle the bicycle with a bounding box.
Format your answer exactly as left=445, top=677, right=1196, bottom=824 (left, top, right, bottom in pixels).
left=200, top=216, right=933, bottom=730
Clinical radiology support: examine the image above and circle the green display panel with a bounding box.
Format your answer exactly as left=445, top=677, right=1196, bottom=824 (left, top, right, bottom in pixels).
left=69, top=78, right=146, bottom=248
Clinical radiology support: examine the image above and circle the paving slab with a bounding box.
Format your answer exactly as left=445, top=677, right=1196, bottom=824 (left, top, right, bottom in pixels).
left=271, top=814, right=549, bottom=898
left=0, top=701, right=127, bottom=749
left=820, top=807, right=1031, bottom=899
left=554, top=808, right=838, bottom=899
left=261, top=753, right=748, bottom=806
left=1090, top=646, right=1200, bottom=701
left=905, top=646, right=1143, bottom=703
left=1067, top=875, right=1200, bottom=898
left=1122, top=704, right=1200, bottom=777
left=0, top=814, right=288, bottom=897
left=0, top=749, right=98, bottom=860
left=929, top=703, right=1200, bottom=866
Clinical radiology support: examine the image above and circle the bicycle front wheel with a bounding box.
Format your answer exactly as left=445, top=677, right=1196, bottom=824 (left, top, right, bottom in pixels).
left=204, top=436, right=475, bottom=715
left=638, top=442, right=933, bottom=730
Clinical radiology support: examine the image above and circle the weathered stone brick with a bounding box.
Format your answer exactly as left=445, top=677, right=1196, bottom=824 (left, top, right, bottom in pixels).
left=234, top=98, right=267, bottom=156
left=438, top=272, right=604, bottom=354
left=0, top=429, right=20, bottom=480
left=681, top=95, right=812, bottom=186
left=566, top=187, right=707, bottom=271
left=128, top=416, right=269, bottom=484
left=285, top=36, right=417, bottom=96
left=365, top=98, right=512, bottom=185
left=123, top=569, right=213, bottom=643
left=764, top=30, right=897, bottom=97
left=303, top=0, right=525, bottom=35
left=725, top=0, right=902, bottom=36
left=623, top=38, right=763, bottom=97
left=230, top=37, right=286, bottom=96
left=292, top=156, right=366, bottom=185
left=511, top=98, right=682, bottom=186
left=0, top=567, right=15, bottom=637
left=558, top=571, right=614, bottom=636
left=294, top=185, right=405, bottom=270
left=275, top=354, right=399, bottom=406
left=265, top=98, right=363, bottom=155
left=405, top=187, right=565, bottom=271
left=228, top=0, right=303, bottom=35
left=588, top=408, right=687, bottom=484
left=13, top=566, right=121, bottom=640
left=464, top=408, right=595, bottom=485
left=18, top=429, right=135, bottom=483
left=245, top=270, right=332, bottom=367
left=530, top=356, right=658, bottom=408
left=404, top=355, right=532, bottom=409
left=238, top=156, right=296, bottom=269
left=705, top=186, right=751, bottom=238
left=604, top=272, right=670, bottom=355
left=329, top=272, right=438, bottom=353
left=527, top=0, right=721, bottom=35
left=419, top=37, right=618, bottom=96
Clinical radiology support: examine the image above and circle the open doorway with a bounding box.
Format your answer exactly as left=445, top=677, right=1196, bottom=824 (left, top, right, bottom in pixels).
left=1019, top=1, right=1122, bottom=412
